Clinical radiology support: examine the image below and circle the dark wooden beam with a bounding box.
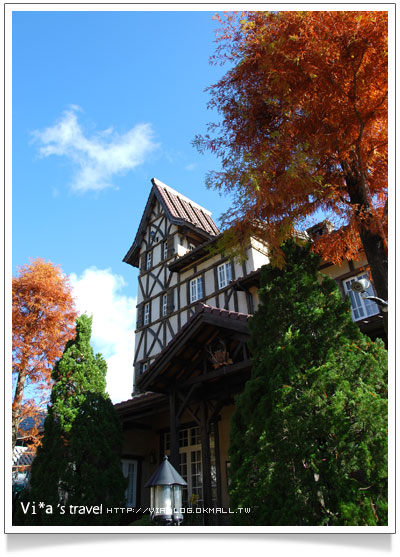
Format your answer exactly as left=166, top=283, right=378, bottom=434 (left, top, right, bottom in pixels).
left=207, top=400, right=225, bottom=429
left=183, top=403, right=201, bottom=426
left=200, top=400, right=212, bottom=525
left=181, top=359, right=251, bottom=388
left=121, top=420, right=153, bottom=431
left=231, top=340, right=245, bottom=362
left=169, top=391, right=179, bottom=468
left=213, top=421, right=223, bottom=522
left=176, top=385, right=197, bottom=420
left=175, top=346, right=213, bottom=384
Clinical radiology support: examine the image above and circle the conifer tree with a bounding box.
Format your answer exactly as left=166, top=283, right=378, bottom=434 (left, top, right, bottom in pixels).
left=229, top=240, right=388, bottom=526
left=15, top=314, right=127, bottom=526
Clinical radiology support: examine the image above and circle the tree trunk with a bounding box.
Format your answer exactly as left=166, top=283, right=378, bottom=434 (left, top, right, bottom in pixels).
left=12, top=369, right=27, bottom=450
left=358, top=226, right=388, bottom=336
left=345, top=169, right=388, bottom=337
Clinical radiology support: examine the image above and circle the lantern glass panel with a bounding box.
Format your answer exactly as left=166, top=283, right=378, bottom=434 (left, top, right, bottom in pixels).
left=154, top=485, right=173, bottom=517
left=150, top=487, right=154, bottom=510
left=173, top=485, right=183, bottom=523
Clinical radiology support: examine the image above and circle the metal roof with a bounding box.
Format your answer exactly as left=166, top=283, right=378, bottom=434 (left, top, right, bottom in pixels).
left=144, top=455, right=187, bottom=487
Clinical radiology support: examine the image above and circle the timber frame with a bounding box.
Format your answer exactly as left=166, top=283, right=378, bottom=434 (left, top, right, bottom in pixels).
left=116, top=179, right=386, bottom=525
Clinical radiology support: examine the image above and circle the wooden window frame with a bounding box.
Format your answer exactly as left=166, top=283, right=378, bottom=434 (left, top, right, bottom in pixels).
left=143, top=302, right=150, bottom=325
left=146, top=251, right=152, bottom=271
left=217, top=262, right=232, bottom=290
left=162, top=293, right=168, bottom=317
left=190, top=276, right=203, bottom=303
left=121, top=459, right=138, bottom=508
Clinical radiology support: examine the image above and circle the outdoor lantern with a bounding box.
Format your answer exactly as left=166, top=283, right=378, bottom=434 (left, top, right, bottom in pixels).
left=145, top=455, right=187, bottom=525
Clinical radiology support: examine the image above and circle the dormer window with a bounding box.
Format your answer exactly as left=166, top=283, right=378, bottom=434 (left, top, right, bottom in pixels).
left=217, top=262, right=232, bottom=289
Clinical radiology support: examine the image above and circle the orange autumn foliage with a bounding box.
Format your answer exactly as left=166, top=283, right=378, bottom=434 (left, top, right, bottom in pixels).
left=196, top=11, right=388, bottom=301
left=12, top=259, right=77, bottom=448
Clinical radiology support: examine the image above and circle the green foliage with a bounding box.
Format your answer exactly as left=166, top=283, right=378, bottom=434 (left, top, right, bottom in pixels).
left=229, top=240, right=388, bottom=526
left=14, top=314, right=127, bottom=526
left=50, top=314, right=107, bottom=432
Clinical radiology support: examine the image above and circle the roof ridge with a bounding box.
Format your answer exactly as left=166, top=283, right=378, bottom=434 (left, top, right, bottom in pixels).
left=151, top=177, right=213, bottom=216
left=123, top=178, right=220, bottom=268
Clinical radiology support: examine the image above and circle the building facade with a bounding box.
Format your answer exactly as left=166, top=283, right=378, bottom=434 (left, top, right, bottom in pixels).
left=116, top=178, right=385, bottom=524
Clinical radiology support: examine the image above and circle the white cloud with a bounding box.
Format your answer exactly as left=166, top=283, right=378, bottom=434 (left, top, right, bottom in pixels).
left=32, top=106, right=159, bottom=192
left=70, top=267, right=136, bottom=403
left=185, top=163, right=196, bottom=171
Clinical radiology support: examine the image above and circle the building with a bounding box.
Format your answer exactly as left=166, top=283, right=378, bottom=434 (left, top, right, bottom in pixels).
left=12, top=414, right=46, bottom=493
left=115, top=178, right=385, bottom=523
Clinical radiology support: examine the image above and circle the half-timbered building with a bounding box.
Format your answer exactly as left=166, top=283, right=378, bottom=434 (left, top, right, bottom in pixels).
left=116, top=178, right=386, bottom=524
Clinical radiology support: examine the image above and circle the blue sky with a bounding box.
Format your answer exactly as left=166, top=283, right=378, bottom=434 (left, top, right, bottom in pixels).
left=12, top=9, right=234, bottom=402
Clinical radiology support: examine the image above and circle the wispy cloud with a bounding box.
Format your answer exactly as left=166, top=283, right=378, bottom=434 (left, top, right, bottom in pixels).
left=32, top=106, right=159, bottom=192
left=185, top=163, right=197, bottom=171
left=70, top=267, right=136, bottom=403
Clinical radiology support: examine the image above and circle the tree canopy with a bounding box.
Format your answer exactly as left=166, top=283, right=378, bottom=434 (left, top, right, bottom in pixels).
left=229, top=240, right=388, bottom=525
left=12, top=258, right=77, bottom=448
left=195, top=11, right=388, bottom=309
left=15, top=315, right=127, bottom=526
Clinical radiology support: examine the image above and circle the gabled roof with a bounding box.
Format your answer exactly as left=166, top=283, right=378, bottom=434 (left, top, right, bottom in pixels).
left=136, top=302, right=251, bottom=393
left=123, top=178, right=220, bottom=267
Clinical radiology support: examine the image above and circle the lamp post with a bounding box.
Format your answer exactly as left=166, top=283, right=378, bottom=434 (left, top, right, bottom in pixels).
left=145, top=455, right=187, bottom=525
left=351, top=278, right=388, bottom=311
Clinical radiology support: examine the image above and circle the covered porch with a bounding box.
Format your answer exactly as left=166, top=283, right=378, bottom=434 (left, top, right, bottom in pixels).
left=118, top=303, right=252, bottom=524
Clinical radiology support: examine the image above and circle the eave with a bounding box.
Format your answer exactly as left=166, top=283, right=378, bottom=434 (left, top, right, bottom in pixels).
left=168, top=235, right=222, bottom=273
left=136, top=303, right=251, bottom=394
left=123, top=178, right=220, bottom=268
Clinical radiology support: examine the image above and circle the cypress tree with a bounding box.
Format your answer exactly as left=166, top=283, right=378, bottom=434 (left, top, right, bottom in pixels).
left=229, top=240, right=388, bottom=526
left=15, top=314, right=127, bottom=525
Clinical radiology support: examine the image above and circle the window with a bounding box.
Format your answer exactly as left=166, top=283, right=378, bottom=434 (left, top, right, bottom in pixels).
left=140, top=361, right=148, bottom=374
left=343, top=273, right=380, bottom=321
left=162, top=294, right=168, bottom=317
left=161, top=289, right=174, bottom=317
left=146, top=251, right=152, bottom=270
left=121, top=459, right=138, bottom=508
left=143, top=303, right=150, bottom=325
left=164, top=237, right=175, bottom=259
left=163, top=426, right=216, bottom=507
left=190, top=277, right=203, bottom=303
left=217, top=262, right=232, bottom=289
